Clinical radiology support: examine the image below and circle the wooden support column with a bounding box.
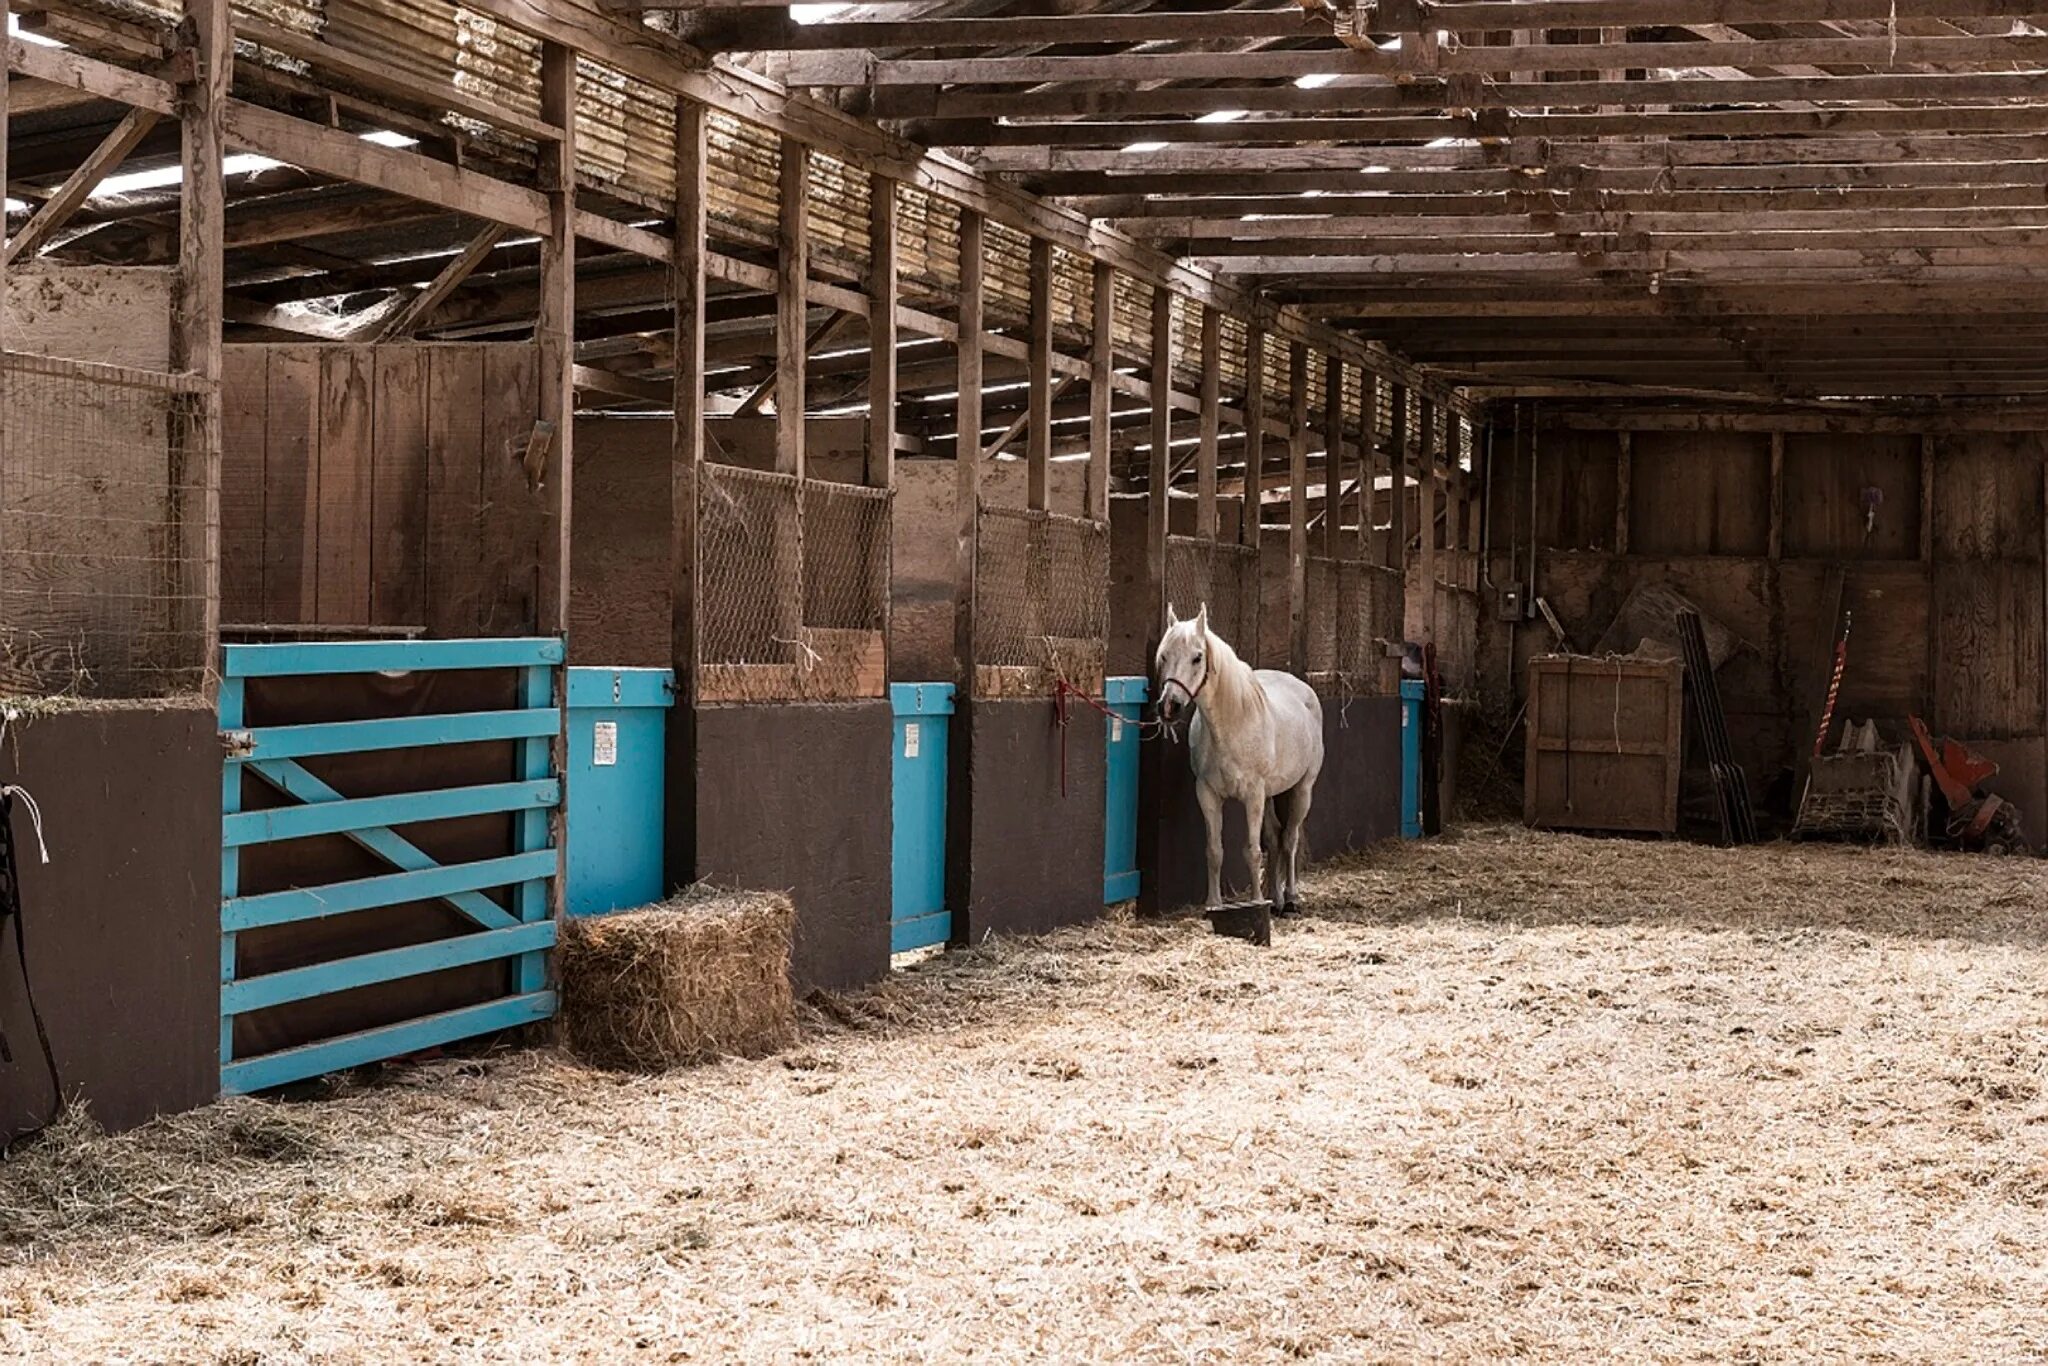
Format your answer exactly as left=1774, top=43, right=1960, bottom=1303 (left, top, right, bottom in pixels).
left=1417, top=399, right=1437, bottom=646
left=1087, top=262, right=1114, bottom=523
left=672, top=99, right=707, bottom=707
left=1767, top=432, right=1784, bottom=562
left=1388, top=384, right=1409, bottom=635
left=175, top=0, right=228, bottom=678
left=1242, top=325, right=1265, bottom=553
left=1148, top=286, right=1173, bottom=622
left=953, top=209, right=985, bottom=693
left=866, top=176, right=898, bottom=490
left=1026, top=236, right=1052, bottom=511
left=1920, top=433, right=1936, bottom=564
left=776, top=140, right=808, bottom=478
left=537, top=40, right=575, bottom=934
left=1287, top=342, right=1308, bottom=672
left=1196, top=306, right=1220, bottom=541
left=1360, top=376, right=1380, bottom=562
left=1322, top=355, right=1343, bottom=560
left=1616, top=429, right=1633, bottom=556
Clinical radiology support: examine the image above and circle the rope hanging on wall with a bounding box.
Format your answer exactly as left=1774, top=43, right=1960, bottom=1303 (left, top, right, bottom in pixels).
left=0, top=783, right=62, bottom=1155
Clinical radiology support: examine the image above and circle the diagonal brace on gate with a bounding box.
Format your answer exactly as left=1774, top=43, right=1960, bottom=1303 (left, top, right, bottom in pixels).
left=232, top=758, right=554, bottom=930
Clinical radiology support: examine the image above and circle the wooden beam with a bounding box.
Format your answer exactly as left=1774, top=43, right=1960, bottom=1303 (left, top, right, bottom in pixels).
left=1417, top=400, right=1437, bottom=645
left=5, top=35, right=178, bottom=115
left=1322, top=355, right=1344, bottom=559
left=955, top=207, right=985, bottom=695
left=673, top=97, right=707, bottom=715
left=1088, top=261, right=1113, bottom=523
left=369, top=224, right=508, bottom=342
left=1615, top=431, right=1633, bottom=557
left=1149, top=284, right=1173, bottom=622
left=177, top=0, right=228, bottom=683
left=777, top=10, right=1323, bottom=49
left=776, top=140, right=808, bottom=477
left=1197, top=306, right=1220, bottom=542
left=538, top=40, right=576, bottom=933
left=3, top=107, right=159, bottom=265
left=1388, top=384, right=1408, bottom=577
left=1026, top=235, right=1051, bottom=513
left=737, top=310, right=851, bottom=417
left=867, top=175, right=897, bottom=491
left=1287, top=343, right=1309, bottom=671
left=1243, top=326, right=1264, bottom=554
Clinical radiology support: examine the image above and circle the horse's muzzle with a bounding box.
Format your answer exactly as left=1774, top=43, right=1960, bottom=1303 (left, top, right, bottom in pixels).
left=1157, top=696, right=1184, bottom=725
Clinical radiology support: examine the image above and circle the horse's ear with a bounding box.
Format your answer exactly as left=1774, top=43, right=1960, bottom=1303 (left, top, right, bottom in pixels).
left=1197, top=602, right=1209, bottom=634
left=1165, top=603, right=1179, bottom=628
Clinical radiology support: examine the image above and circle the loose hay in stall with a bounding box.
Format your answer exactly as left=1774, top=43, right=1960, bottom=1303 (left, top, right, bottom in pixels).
left=5, top=829, right=2048, bottom=1363
left=558, top=886, right=797, bottom=1070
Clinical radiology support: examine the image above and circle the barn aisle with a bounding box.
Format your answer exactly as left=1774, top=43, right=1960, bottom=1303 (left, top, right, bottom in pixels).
left=5, top=830, right=2046, bottom=1364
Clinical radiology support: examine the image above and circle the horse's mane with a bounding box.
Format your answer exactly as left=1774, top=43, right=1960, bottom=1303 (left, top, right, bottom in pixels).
left=1198, top=622, right=1270, bottom=724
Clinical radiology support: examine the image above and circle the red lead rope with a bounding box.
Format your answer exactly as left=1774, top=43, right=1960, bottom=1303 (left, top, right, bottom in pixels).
left=1052, top=678, right=1163, bottom=800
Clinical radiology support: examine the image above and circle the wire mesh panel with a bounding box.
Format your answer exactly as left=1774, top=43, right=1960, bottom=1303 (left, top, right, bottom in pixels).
left=1303, top=556, right=1341, bottom=684
left=974, top=505, right=1109, bottom=697
left=1337, top=560, right=1403, bottom=696
left=1164, top=535, right=1259, bottom=657
left=0, top=352, right=211, bottom=697
left=697, top=463, right=889, bottom=703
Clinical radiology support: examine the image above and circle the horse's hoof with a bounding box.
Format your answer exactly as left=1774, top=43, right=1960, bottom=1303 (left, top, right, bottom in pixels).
left=1274, top=901, right=1303, bottom=919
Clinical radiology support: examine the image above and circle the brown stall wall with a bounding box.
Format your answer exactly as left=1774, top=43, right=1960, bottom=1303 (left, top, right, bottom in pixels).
left=954, top=699, right=1106, bottom=942
left=686, top=702, right=892, bottom=992
left=1629, top=432, right=1771, bottom=557
left=220, top=344, right=544, bottom=636
left=1534, top=430, right=1621, bottom=553
left=569, top=415, right=672, bottom=668
left=1782, top=434, right=1921, bottom=560
left=0, top=703, right=220, bottom=1143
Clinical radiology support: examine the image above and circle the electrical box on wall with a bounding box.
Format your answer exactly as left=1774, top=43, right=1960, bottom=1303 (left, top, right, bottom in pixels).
left=1497, top=587, right=1526, bottom=621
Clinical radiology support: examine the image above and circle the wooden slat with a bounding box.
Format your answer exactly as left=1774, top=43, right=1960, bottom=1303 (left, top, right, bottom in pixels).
left=776, top=139, right=808, bottom=478
left=426, top=345, right=488, bottom=636
left=1088, top=261, right=1113, bottom=523
left=262, top=347, right=319, bottom=623
left=537, top=42, right=576, bottom=650
left=221, top=992, right=554, bottom=1096
left=219, top=348, right=266, bottom=625
left=867, top=174, right=898, bottom=492
left=1026, top=235, right=1051, bottom=512
left=315, top=346, right=373, bottom=624
left=371, top=346, right=429, bottom=627
left=478, top=344, right=542, bottom=634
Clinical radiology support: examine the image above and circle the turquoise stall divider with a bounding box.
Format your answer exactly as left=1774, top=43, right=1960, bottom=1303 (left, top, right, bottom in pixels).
left=1103, top=676, right=1148, bottom=903
left=1401, top=678, right=1425, bottom=838
left=565, top=667, right=675, bottom=917
left=890, top=682, right=954, bottom=954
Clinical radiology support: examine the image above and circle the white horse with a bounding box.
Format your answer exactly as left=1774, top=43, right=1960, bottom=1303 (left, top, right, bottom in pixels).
left=1154, top=604, right=1325, bottom=915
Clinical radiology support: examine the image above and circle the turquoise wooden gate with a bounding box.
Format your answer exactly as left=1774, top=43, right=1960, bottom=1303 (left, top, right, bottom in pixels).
left=219, top=638, right=563, bottom=1095
left=890, top=682, right=953, bottom=954
left=1102, top=676, right=1147, bottom=903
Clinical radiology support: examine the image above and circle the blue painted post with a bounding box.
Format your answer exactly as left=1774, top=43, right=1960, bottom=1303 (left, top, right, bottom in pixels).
left=516, top=663, right=554, bottom=992
left=218, top=676, right=245, bottom=1081
left=890, top=682, right=953, bottom=954
left=1102, top=676, right=1147, bottom=903
left=1400, top=678, right=1425, bottom=839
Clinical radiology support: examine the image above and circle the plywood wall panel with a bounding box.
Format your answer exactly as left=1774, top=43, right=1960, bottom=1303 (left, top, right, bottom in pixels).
left=1782, top=433, right=1920, bottom=560
left=1932, top=434, right=2045, bottom=561
left=1628, top=431, right=1770, bottom=557
left=1934, top=562, right=2044, bottom=738
left=1532, top=430, right=1619, bottom=553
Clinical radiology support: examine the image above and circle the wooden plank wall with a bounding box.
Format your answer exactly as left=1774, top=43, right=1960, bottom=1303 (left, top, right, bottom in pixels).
left=220, top=343, right=544, bottom=637
left=1485, top=419, right=2048, bottom=839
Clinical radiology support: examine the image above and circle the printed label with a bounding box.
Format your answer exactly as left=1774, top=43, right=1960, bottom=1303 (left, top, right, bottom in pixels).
left=904, top=722, right=921, bottom=759
left=1112, top=718, right=1123, bottom=743
left=593, top=720, right=618, bottom=767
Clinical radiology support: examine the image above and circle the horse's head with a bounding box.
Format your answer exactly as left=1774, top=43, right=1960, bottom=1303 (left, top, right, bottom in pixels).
left=1153, top=603, right=1210, bottom=725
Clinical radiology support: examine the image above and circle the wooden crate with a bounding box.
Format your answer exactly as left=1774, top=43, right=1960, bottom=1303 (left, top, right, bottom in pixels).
left=1524, top=655, right=1684, bottom=835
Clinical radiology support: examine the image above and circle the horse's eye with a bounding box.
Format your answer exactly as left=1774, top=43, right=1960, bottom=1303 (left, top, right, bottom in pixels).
left=1192, top=653, right=1203, bottom=664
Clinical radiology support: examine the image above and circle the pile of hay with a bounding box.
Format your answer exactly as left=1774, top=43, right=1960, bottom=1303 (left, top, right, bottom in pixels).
left=557, top=886, right=796, bottom=1071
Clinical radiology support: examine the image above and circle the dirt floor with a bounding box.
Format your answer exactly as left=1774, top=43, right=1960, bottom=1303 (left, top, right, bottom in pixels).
left=5, top=827, right=2048, bottom=1364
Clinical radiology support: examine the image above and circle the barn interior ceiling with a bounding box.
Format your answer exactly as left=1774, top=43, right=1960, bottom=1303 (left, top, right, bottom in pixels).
left=11, top=0, right=2048, bottom=464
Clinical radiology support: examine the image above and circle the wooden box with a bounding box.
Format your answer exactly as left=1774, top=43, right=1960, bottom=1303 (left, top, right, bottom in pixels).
left=1524, top=655, right=1684, bottom=835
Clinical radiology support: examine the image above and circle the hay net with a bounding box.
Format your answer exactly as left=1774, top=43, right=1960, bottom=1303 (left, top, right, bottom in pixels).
left=0, top=353, right=210, bottom=698
left=974, top=505, right=1109, bottom=696
left=1336, top=558, right=1401, bottom=695
left=1164, top=535, right=1258, bottom=655
left=696, top=463, right=890, bottom=702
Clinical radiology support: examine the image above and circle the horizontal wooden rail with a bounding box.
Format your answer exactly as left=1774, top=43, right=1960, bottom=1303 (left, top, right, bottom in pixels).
left=221, top=992, right=555, bottom=1095
left=223, top=778, right=560, bottom=847
left=227, top=708, right=561, bottom=762
left=222, top=637, right=565, bottom=676
left=222, top=850, right=560, bottom=932
left=222, top=920, right=557, bottom=1016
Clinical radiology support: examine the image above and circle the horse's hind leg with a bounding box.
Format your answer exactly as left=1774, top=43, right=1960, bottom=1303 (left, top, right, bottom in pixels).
left=1260, top=797, right=1282, bottom=905
left=1243, top=785, right=1268, bottom=905
left=1280, top=783, right=1315, bottom=916
left=1197, top=781, right=1226, bottom=908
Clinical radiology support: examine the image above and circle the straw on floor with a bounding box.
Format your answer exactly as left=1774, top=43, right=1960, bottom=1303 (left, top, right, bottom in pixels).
left=557, top=886, right=797, bottom=1071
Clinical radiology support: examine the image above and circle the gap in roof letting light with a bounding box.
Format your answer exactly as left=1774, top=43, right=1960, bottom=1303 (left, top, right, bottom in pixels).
left=791, top=4, right=850, bottom=23
left=1197, top=110, right=1248, bottom=124
left=8, top=13, right=63, bottom=47
left=1294, top=73, right=1338, bottom=88
left=359, top=130, right=420, bottom=148
left=1124, top=141, right=1169, bottom=154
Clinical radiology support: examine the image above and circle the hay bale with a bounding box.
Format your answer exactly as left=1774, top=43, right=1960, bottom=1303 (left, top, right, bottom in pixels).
left=558, top=887, right=797, bottom=1071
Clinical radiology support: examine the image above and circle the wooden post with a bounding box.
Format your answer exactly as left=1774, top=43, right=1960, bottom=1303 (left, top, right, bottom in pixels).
left=1920, top=433, right=1936, bottom=564
left=175, top=0, right=228, bottom=682
left=671, top=99, right=707, bottom=707
left=1087, top=262, right=1113, bottom=523
left=953, top=209, right=985, bottom=695
left=776, top=140, right=808, bottom=479
left=866, top=176, right=898, bottom=491
left=1025, top=236, right=1052, bottom=512
left=1242, top=324, right=1265, bottom=554
left=1360, top=374, right=1379, bottom=563
left=1615, top=429, right=1633, bottom=556
left=1418, top=399, right=1437, bottom=646
left=1767, top=431, right=1784, bottom=562
left=1197, top=306, right=1220, bottom=541
left=1287, top=342, right=1308, bottom=672
left=1322, top=354, right=1343, bottom=560
left=1148, top=287, right=1173, bottom=625
left=2, top=0, right=11, bottom=639
left=1388, top=383, right=1409, bottom=638
left=537, top=40, right=575, bottom=935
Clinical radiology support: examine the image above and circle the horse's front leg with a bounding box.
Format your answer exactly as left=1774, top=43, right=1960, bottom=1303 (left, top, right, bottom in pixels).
left=1196, top=780, right=1226, bottom=908
left=1242, top=784, right=1268, bottom=905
